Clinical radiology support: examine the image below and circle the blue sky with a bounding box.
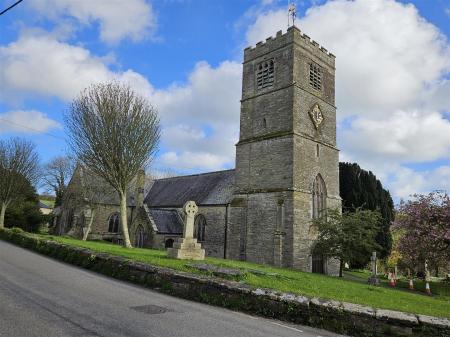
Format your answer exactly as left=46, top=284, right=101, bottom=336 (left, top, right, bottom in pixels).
left=0, top=0, right=449, bottom=201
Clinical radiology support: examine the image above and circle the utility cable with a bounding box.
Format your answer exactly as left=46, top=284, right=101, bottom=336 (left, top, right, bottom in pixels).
left=0, top=0, right=23, bottom=16
left=0, top=117, right=65, bottom=140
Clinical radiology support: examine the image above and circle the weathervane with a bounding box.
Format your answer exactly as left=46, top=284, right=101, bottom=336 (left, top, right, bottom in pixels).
left=288, top=2, right=297, bottom=27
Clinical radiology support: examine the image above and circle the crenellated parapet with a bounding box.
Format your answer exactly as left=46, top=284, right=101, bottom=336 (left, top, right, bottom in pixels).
left=243, top=26, right=335, bottom=65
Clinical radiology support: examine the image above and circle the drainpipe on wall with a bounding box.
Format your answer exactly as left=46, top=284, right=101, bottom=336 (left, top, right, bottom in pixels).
left=224, top=203, right=229, bottom=259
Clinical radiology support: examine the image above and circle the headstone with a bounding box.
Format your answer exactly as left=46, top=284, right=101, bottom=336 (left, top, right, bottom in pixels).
left=424, top=260, right=432, bottom=295
left=367, top=251, right=380, bottom=285
left=167, top=201, right=205, bottom=260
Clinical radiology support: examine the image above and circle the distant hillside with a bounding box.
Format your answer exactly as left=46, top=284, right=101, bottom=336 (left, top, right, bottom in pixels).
left=39, top=197, right=55, bottom=208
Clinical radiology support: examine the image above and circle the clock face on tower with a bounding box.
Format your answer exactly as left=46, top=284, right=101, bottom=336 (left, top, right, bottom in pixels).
left=309, top=103, right=324, bottom=129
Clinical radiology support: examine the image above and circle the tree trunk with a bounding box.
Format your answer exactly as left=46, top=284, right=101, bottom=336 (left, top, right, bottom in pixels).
left=82, top=209, right=95, bottom=241
left=0, top=202, right=6, bottom=229
left=119, top=190, right=132, bottom=248
left=339, top=259, right=344, bottom=277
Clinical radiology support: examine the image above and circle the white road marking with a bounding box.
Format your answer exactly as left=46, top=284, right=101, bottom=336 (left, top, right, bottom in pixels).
left=271, top=322, right=304, bottom=333
left=233, top=311, right=259, bottom=320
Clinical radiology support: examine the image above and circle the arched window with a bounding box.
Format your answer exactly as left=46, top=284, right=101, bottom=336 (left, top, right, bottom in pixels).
left=108, top=213, right=120, bottom=233
left=312, top=174, right=327, bottom=219
left=135, top=225, right=145, bottom=248
left=165, top=238, right=174, bottom=248
left=194, top=214, right=206, bottom=242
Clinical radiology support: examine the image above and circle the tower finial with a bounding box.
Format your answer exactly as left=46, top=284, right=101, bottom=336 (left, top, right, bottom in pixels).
left=288, top=2, right=296, bottom=28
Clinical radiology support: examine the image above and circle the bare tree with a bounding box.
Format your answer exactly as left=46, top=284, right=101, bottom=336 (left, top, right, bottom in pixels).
left=65, top=82, right=160, bottom=247
left=42, top=156, right=74, bottom=206
left=0, top=138, right=40, bottom=228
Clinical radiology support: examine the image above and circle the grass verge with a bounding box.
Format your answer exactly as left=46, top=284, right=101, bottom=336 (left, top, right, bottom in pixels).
left=31, top=233, right=450, bottom=319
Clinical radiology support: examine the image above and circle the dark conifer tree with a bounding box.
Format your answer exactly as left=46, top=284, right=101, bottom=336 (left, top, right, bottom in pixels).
left=339, top=162, right=394, bottom=266
left=4, top=175, right=46, bottom=232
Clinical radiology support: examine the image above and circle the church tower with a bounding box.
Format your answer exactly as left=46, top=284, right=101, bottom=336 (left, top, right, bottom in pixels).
left=227, top=26, right=341, bottom=274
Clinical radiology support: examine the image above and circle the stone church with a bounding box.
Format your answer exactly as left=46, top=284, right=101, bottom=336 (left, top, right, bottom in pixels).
left=56, top=26, right=341, bottom=275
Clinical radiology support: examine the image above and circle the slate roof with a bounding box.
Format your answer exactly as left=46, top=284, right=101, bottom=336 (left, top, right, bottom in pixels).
left=148, top=208, right=183, bottom=234
left=145, top=169, right=235, bottom=207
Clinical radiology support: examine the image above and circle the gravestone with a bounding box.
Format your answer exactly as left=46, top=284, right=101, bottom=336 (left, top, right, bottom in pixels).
left=367, top=251, right=380, bottom=285
left=167, top=201, right=205, bottom=260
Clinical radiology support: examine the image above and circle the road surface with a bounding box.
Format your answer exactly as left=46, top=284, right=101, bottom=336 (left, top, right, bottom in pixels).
left=0, top=240, right=346, bottom=337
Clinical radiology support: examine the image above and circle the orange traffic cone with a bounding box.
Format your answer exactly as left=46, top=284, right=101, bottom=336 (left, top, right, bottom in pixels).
left=409, top=279, right=414, bottom=290
left=425, top=282, right=431, bottom=295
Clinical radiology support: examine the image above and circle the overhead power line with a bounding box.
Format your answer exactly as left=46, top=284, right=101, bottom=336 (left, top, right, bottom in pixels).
left=0, top=0, right=23, bottom=16
left=0, top=117, right=65, bottom=140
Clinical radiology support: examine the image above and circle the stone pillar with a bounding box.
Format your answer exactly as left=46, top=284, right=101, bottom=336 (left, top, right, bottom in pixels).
left=273, top=201, right=285, bottom=267
left=167, top=201, right=205, bottom=260
left=368, top=251, right=379, bottom=285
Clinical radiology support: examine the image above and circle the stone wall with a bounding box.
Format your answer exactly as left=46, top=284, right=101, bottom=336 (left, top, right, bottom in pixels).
left=89, top=204, right=135, bottom=235
left=1, top=229, right=448, bottom=337
left=198, top=206, right=226, bottom=258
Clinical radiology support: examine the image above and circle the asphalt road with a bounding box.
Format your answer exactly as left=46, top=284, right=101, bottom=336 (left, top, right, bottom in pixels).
left=0, top=241, right=347, bottom=337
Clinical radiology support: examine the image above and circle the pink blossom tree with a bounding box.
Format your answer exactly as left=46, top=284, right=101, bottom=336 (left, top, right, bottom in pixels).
left=392, top=192, right=450, bottom=274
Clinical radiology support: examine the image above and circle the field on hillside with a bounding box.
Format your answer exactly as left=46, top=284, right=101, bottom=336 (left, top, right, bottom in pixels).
left=39, top=199, right=55, bottom=208
left=33, top=234, right=450, bottom=319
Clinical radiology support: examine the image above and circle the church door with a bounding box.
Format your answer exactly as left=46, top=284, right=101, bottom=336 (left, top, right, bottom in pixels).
left=312, top=254, right=324, bottom=274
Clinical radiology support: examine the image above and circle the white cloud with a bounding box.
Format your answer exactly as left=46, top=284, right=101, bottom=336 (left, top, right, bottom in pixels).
left=0, top=29, right=241, bottom=173
left=150, top=61, right=242, bottom=172
left=342, top=111, right=450, bottom=163
left=0, top=33, right=152, bottom=102
left=244, top=0, right=450, bottom=197
left=152, top=61, right=241, bottom=126
left=159, top=151, right=231, bottom=172
left=28, top=0, right=157, bottom=44
left=389, top=166, right=450, bottom=200
left=245, top=9, right=286, bottom=45
left=246, top=0, right=450, bottom=119
left=0, top=110, right=60, bottom=134
left=423, top=80, right=450, bottom=113
left=2, top=0, right=448, bottom=196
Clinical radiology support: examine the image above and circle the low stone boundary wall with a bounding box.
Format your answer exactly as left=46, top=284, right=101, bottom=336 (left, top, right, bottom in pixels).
left=1, top=229, right=449, bottom=337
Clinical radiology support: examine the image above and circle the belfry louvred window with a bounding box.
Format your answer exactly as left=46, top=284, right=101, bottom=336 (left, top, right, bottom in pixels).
left=256, top=60, right=274, bottom=90
left=309, top=63, right=322, bottom=91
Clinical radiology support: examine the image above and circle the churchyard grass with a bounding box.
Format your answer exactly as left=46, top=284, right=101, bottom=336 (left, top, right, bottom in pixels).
left=33, top=234, right=450, bottom=319
left=345, top=269, right=450, bottom=298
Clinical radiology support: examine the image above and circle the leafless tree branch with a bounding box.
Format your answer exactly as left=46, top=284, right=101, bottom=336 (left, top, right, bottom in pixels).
left=41, top=156, right=74, bottom=206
